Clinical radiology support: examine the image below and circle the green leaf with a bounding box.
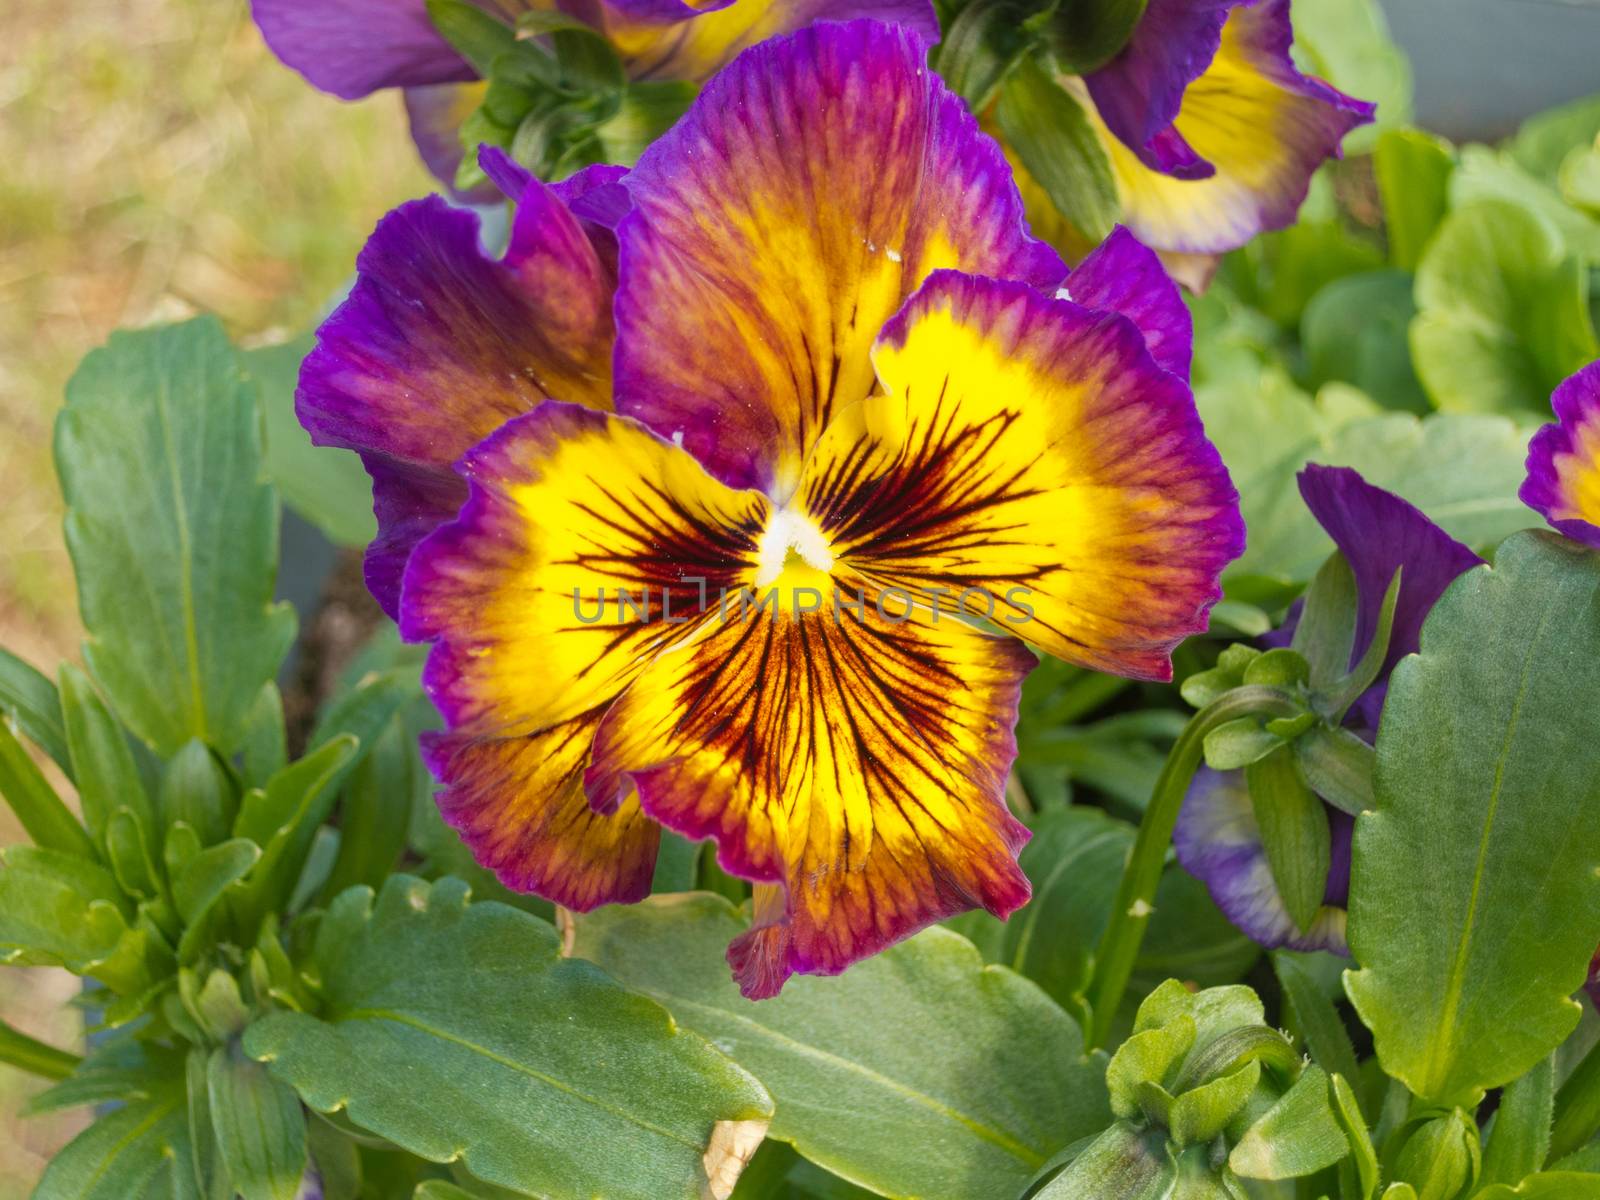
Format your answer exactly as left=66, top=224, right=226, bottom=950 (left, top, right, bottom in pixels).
left=1273, top=953, right=1362, bottom=1095
left=947, top=806, right=1134, bottom=1021
left=1321, top=566, right=1402, bottom=721
left=59, top=663, right=156, bottom=853
left=1301, top=270, right=1430, bottom=414
left=1330, top=1072, right=1380, bottom=1200
left=594, top=81, right=696, bottom=167
left=55, top=317, right=296, bottom=756
left=1451, top=145, right=1600, bottom=261
left=174, top=839, right=260, bottom=927
left=1293, top=553, right=1359, bottom=686
left=105, top=808, right=160, bottom=899
left=1032, top=1121, right=1173, bottom=1199
left=1482, top=1055, right=1556, bottom=1188
left=208, top=1046, right=308, bottom=1200
left=1411, top=199, right=1598, bottom=415
left=1475, top=1175, right=1600, bottom=1199
left=1374, top=129, right=1454, bottom=270
left=0, top=844, right=128, bottom=960
left=1229, top=1065, right=1348, bottom=1180
left=1246, top=747, right=1331, bottom=933
left=1239, top=220, right=1385, bottom=331
left=424, top=0, right=515, bottom=75
left=230, top=735, right=358, bottom=934
left=243, top=338, right=374, bottom=549
left=1512, top=94, right=1600, bottom=181
left=240, top=683, right=287, bottom=788
left=32, top=1067, right=188, bottom=1200
left=26, top=1041, right=155, bottom=1115
left=571, top=892, right=1110, bottom=1200
left=1288, top=0, right=1412, bottom=154
left=1551, top=1038, right=1600, bottom=1166
left=935, top=0, right=1039, bottom=109
left=306, top=1118, right=360, bottom=1200
left=320, top=720, right=414, bottom=900
left=1392, top=1109, right=1478, bottom=1200
left=1346, top=533, right=1600, bottom=1107
left=0, top=647, right=71, bottom=776
left=995, top=56, right=1119, bottom=243
left=159, top=739, right=237, bottom=850
left=1293, top=725, right=1375, bottom=816
left=0, top=717, right=95, bottom=861
left=1041, top=0, right=1146, bottom=75
left=0, top=1016, right=79, bottom=1084
left=245, top=877, right=771, bottom=1200
left=1205, top=718, right=1284, bottom=771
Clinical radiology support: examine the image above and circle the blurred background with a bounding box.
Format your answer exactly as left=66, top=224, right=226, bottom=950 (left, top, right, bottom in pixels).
left=0, top=0, right=1596, bottom=1192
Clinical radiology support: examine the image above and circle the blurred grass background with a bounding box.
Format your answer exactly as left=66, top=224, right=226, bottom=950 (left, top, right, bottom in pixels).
left=0, top=0, right=432, bottom=1189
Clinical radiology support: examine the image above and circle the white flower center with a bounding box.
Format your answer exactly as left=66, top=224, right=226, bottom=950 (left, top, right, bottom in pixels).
left=754, top=508, right=833, bottom=587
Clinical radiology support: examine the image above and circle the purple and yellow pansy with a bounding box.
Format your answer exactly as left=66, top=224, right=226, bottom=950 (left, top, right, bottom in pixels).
left=252, top=0, right=940, bottom=191
left=1522, top=361, right=1600, bottom=549
left=299, top=20, right=1244, bottom=996
left=1010, top=0, right=1373, bottom=280
left=1175, top=465, right=1481, bottom=955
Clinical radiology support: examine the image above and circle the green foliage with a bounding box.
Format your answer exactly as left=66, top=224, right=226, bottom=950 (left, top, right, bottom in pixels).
left=1375, top=129, right=1454, bottom=270
left=573, top=893, right=1109, bottom=1200
left=1347, top=533, right=1600, bottom=1107
left=995, top=56, right=1119, bottom=244
left=55, top=317, right=296, bottom=756
left=1412, top=200, right=1597, bottom=414
left=248, top=877, right=770, bottom=1200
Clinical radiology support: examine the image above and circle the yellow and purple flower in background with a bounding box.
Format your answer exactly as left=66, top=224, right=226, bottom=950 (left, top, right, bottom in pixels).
left=1175, top=465, right=1480, bottom=954
left=298, top=21, right=1244, bottom=996
left=251, top=0, right=939, bottom=193
left=1010, top=0, right=1374, bottom=283
left=1522, top=361, right=1600, bottom=549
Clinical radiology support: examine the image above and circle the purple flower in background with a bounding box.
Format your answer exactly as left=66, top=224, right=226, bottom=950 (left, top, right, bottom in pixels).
left=1521, top=360, right=1600, bottom=549
left=1175, top=465, right=1482, bottom=954
left=252, top=0, right=940, bottom=192
left=1004, top=0, right=1373, bottom=288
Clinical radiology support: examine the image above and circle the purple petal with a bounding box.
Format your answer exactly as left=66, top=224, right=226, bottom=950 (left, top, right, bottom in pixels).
left=613, top=19, right=1064, bottom=493
left=477, top=143, right=533, bottom=203
left=1297, top=465, right=1482, bottom=684
left=296, top=186, right=617, bottom=618
left=1084, top=0, right=1236, bottom=169
left=1064, top=226, right=1193, bottom=381
left=1091, top=0, right=1375, bottom=256
left=1587, top=947, right=1600, bottom=1010
left=252, top=0, right=473, bottom=99
left=553, top=163, right=634, bottom=232
left=1174, top=766, right=1349, bottom=954
left=1521, top=360, right=1600, bottom=550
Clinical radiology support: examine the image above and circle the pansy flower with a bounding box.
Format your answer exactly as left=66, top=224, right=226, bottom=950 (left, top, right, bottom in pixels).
left=299, top=21, right=1244, bottom=996
left=252, top=0, right=939, bottom=193
left=1175, top=465, right=1481, bottom=954
left=1006, top=0, right=1373, bottom=283
left=1521, top=360, right=1600, bottom=548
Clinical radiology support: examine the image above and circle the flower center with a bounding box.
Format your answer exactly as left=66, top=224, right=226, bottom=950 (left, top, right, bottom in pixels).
left=754, top=508, right=834, bottom=588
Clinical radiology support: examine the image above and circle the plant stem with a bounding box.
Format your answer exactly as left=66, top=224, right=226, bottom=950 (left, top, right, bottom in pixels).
left=1550, top=1034, right=1600, bottom=1164
left=1084, top=685, right=1301, bottom=1050
left=0, top=1019, right=79, bottom=1082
